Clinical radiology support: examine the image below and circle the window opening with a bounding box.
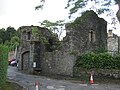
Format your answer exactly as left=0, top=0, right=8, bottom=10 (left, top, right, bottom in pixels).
left=89, top=30, right=95, bottom=42
left=27, top=32, right=31, bottom=40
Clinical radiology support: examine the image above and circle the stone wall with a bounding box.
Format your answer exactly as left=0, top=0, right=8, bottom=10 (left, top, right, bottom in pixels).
left=107, top=30, right=120, bottom=54
left=74, top=67, right=120, bottom=79
left=66, top=10, right=107, bottom=55
left=41, top=51, right=75, bottom=76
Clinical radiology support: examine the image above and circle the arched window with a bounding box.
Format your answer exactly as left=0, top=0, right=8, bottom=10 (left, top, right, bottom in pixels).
left=89, top=30, right=95, bottom=42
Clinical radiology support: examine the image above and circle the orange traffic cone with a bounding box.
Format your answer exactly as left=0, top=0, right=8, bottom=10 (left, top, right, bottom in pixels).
left=35, top=80, right=38, bottom=90
left=90, top=74, right=94, bottom=84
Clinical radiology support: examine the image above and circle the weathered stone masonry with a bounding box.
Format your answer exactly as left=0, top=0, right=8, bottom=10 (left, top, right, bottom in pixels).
left=107, top=30, right=120, bottom=54
left=18, top=26, right=56, bottom=72
left=17, top=10, right=107, bottom=76
left=65, top=10, right=107, bottom=55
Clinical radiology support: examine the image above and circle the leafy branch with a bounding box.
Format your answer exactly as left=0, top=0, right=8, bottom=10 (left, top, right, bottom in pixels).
left=39, top=20, right=65, bottom=39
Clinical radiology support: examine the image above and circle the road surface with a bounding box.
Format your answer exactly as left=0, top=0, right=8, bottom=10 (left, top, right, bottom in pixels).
left=7, top=66, right=120, bottom=90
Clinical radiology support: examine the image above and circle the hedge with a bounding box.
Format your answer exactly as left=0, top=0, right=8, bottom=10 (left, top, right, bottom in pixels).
left=75, top=52, right=120, bottom=69
left=0, top=45, right=9, bottom=89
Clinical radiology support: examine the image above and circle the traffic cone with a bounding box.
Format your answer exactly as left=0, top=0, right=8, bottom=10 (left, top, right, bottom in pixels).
left=90, top=74, right=94, bottom=84
left=35, top=80, right=39, bottom=90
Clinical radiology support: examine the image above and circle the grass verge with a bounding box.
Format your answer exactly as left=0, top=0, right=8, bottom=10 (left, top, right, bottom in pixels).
left=0, top=81, right=15, bottom=90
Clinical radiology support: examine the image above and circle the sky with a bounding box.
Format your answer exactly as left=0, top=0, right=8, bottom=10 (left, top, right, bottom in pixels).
left=0, top=0, right=120, bottom=36
left=0, top=0, right=69, bottom=29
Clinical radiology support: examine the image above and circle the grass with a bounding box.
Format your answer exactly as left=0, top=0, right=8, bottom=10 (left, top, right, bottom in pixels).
left=0, top=81, right=15, bottom=90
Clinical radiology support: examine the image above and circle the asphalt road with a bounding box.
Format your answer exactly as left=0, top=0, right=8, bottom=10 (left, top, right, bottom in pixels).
left=7, top=66, right=120, bottom=90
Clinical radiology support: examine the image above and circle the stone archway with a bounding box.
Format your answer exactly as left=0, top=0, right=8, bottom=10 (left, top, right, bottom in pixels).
left=21, top=51, right=30, bottom=71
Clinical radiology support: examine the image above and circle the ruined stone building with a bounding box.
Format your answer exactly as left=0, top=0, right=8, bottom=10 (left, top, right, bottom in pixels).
left=107, top=30, right=120, bottom=54
left=17, top=26, right=59, bottom=72
left=17, top=10, right=107, bottom=76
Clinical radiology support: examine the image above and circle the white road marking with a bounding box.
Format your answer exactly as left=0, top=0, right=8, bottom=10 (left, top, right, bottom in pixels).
left=47, top=85, right=65, bottom=90
left=47, top=86, right=55, bottom=89
left=91, top=84, right=99, bottom=85
left=79, top=84, right=88, bottom=86
left=55, top=86, right=65, bottom=90
left=47, top=78, right=51, bottom=80
left=56, top=88, right=65, bottom=90
left=57, top=86, right=65, bottom=88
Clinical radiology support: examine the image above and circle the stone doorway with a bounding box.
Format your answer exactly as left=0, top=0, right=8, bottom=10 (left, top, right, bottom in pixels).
left=21, top=51, right=30, bottom=71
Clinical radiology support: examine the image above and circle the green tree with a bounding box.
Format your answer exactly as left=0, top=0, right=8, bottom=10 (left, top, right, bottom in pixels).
left=5, top=26, right=17, bottom=42
left=10, top=36, right=19, bottom=51
left=0, top=28, right=5, bottom=43
left=36, top=0, right=120, bottom=21
left=36, top=0, right=117, bottom=15
left=66, top=0, right=116, bottom=16
left=65, top=0, right=119, bottom=28
left=40, top=20, right=65, bottom=39
left=0, top=27, right=19, bottom=44
left=4, top=40, right=11, bottom=47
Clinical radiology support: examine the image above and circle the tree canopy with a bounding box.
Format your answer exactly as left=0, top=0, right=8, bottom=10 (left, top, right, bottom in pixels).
left=40, top=20, right=65, bottom=39
left=0, top=26, right=19, bottom=51
left=36, top=0, right=119, bottom=30
left=36, top=0, right=117, bottom=15
left=5, top=27, right=17, bottom=42
left=66, top=0, right=116, bottom=16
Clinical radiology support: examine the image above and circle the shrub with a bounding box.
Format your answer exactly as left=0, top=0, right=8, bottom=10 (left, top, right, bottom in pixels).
left=0, top=45, right=9, bottom=89
left=75, top=52, right=120, bottom=69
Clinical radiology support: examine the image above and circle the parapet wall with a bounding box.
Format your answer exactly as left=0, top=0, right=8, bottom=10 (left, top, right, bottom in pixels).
left=74, top=67, right=120, bottom=79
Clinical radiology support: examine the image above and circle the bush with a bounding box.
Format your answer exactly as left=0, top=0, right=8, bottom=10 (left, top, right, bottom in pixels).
left=0, top=45, right=9, bottom=89
left=75, top=52, right=120, bottom=69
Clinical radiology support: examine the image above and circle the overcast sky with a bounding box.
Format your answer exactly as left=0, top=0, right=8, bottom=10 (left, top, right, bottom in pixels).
left=0, top=0, right=120, bottom=36
left=0, top=0, right=69, bottom=29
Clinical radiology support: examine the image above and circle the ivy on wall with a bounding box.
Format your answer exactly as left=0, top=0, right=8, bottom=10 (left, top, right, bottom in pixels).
left=32, top=27, right=39, bottom=39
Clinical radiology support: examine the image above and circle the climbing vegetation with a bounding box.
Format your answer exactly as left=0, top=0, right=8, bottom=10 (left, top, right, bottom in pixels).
left=32, top=27, right=39, bottom=38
